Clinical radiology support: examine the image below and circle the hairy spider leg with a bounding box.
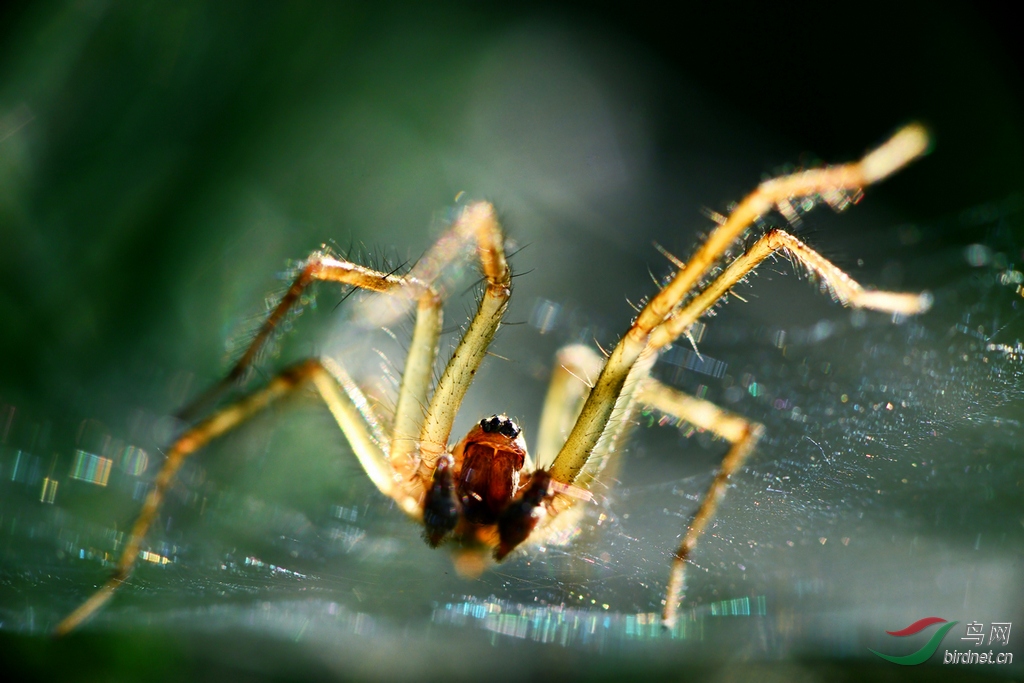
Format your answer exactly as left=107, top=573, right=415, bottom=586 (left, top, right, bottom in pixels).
left=536, top=344, right=657, bottom=491
left=548, top=124, right=928, bottom=484
left=175, top=252, right=442, bottom=479
left=533, top=345, right=763, bottom=628
left=526, top=345, right=635, bottom=548
left=534, top=344, right=604, bottom=470
left=538, top=124, right=929, bottom=627
left=634, top=380, right=763, bottom=629
left=413, top=202, right=511, bottom=475
left=649, top=228, right=932, bottom=351
left=640, top=234, right=929, bottom=629
left=55, top=202, right=511, bottom=634
left=533, top=342, right=762, bottom=628
left=53, top=357, right=404, bottom=635
left=178, top=202, right=511, bottom=478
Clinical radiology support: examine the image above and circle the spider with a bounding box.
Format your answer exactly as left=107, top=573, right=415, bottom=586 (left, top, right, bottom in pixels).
left=55, top=124, right=932, bottom=635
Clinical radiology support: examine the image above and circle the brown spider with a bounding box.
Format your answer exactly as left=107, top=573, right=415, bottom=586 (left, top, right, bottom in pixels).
left=55, top=125, right=931, bottom=635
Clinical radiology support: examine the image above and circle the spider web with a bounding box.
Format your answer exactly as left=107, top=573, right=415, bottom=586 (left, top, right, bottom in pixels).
left=2, top=210, right=1022, bottom=673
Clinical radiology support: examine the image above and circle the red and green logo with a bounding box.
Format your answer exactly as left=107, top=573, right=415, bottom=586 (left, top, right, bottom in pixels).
left=870, top=617, right=958, bottom=665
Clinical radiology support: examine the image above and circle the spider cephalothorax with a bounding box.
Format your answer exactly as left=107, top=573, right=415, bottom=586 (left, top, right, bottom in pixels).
left=423, top=415, right=552, bottom=558
left=56, top=125, right=932, bottom=635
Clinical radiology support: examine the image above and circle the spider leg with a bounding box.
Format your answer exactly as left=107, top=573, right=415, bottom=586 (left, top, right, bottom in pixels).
left=415, top=202, right=511, bottom=476
left=634, top=379, right=763, bottom=629
left=177, top=202, right=512, bottom=480
left=54, top=357, right=412, bottom=636
left=633, top=230, right=928, bottom=628
left=176, top=252, right=443, bottom=472
left=387, top=292, right=441, bottom=477
left=58, top=202, right=511, bottom=634
left=648, top=228, right=931, bottom=351
left=548, top=124, right=929, bottom=485
left=534, top=344, right=602, bottom=470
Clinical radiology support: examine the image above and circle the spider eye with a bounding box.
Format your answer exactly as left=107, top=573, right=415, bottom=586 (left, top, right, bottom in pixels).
left=480, top=415, right=521, bottom=439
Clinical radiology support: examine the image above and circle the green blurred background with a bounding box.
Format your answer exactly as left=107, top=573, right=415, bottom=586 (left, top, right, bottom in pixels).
left=1, top=0, right=1021, bottom=419
left=1, top=1, right=1022, bottom=680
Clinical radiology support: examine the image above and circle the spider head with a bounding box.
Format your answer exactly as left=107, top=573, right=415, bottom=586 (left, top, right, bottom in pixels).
left=479, top=414, right=521, bottom=439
